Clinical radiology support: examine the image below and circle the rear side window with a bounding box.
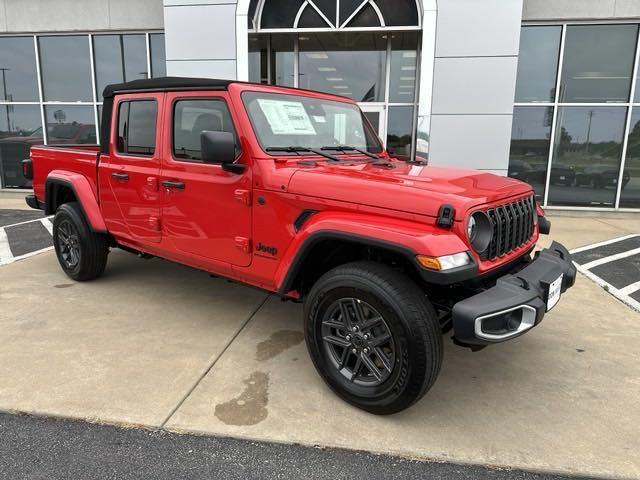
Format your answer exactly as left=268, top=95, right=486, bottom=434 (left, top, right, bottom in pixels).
left=116, top=100, right=157, bottom=156
left=173, top=99, right=239, bottom=161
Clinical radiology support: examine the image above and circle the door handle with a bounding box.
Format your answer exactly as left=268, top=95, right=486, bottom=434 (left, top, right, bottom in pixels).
left=111, top=172, right=129, bottom=181
left=162, top=180, right=186, bottom=190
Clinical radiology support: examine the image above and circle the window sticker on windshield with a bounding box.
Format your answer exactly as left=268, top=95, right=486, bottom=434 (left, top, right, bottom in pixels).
left=257, top=99, right=317, bottom=135
left=312, top=115, right=327, bottom=123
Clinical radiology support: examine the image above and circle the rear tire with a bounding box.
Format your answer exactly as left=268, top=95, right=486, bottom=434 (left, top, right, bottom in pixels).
left=53, top=202, right=109, bottom=281
left=304, top=261, right=443, bottom=415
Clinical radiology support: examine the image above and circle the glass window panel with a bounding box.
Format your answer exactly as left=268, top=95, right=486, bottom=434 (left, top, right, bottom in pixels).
left=249, top=35, right=269, bottom=84
left=346, top=4, right=381, bottom=28
left=0, top=105, right=43, bottom=188
left=298, top=33, right=387, bottom=102
left=173, top=99, right=239, bottom=161
left=45, top=106, right=96, bottom=145
left=311, top=0, right=336, bottom=26
left=389, top=32, right=419, bottom=103
left=375, top=0, right=419, bottom=27
left=560, top=25, right=638, bottom=103
left=508, top=107, right=554, bottom=202
left=261, top=0, right=304, bottom=29
left=548, top=107, right=627, bottom=208
left=387, top=106, right=414, bottom=161
left=150, top=34, right=166, bottom=78
left=298, top=5, right=331, bottom=28
left=340, top=0, right=366, bottom=26
left=117, top=101, right=157, bottom=155
left=619, top=109, right=640, bottom=208
left=271, top=35, right=295, bottom=87
left=0, top=37, right=39, bottom=102
left=515, top=26, right=561, bottom=103
left=39, top=36, right=93, bottom=102
left=94, top=34, right=147, bottom=97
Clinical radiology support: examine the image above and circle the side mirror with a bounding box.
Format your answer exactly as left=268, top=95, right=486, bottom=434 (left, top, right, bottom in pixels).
left=200, top=131, right=243, bottom=173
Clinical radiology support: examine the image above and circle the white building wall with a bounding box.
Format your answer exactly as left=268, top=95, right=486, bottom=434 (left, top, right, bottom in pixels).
left=428, top=0, right=523, bottom=175
left=0, top=0, right=164, bottom=32
left=523, top=0, right=640, bottom=20
left=163, top=0, right=238, bottom=79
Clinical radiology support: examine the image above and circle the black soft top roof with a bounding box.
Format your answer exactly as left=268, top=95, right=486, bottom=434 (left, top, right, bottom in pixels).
left=102, top=77, right=236, bottom=99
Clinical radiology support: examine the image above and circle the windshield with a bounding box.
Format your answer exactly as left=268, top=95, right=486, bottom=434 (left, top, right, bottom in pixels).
left=242, top=91, right=382, bottom=154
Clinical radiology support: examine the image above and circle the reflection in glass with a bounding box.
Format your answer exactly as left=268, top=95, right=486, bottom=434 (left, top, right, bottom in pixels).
left=248, top=35, right=269, bottom=84
left=93, top=35, right=147, bottom=96
left=298, top=33, right=387, bottom=102
left=150, top=34, right=166, bottom=78
left=0, top=105, right=43, bottom=188
left=548, top=107, right=626, bottom=207
left=619, top=110, right=640, bottom=208
left=271, top=35, right=295, bottom=87
left=389, top=32, right=419, bottom=103
left=39, top=36, right=93, bottom=102
left=0, top=37, right=39, bottom=101
left=515, top=26, right=561, bottom=103
left=560, top=25, right=638, bottom=103
left=508, top=107, right=554, bottom=202
left=45, top=106, right=97, bottom=145
left=387, top=106, right=414, bottom=160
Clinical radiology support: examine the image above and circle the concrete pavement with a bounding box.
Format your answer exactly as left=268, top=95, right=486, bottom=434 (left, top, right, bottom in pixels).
left=0, top=207, right=639, bottom=479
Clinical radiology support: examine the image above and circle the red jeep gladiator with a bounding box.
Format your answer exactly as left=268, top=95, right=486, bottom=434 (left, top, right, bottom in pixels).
left=24, top=77, right=576, bottom=414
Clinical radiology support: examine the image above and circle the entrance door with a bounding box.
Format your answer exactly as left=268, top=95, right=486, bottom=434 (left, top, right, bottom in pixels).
left=160, top=93, right=253, bottom=267
left=359, top=104, right=387, bottom=147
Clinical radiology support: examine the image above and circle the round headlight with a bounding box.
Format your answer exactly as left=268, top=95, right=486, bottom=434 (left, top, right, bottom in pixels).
left=467, top=211, right=492, bottom=254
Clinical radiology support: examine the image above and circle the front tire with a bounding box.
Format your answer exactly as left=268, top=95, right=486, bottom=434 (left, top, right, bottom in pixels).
left=304, top=261, right=443, bottom=415
left=53, top=202, right=109, bottom=281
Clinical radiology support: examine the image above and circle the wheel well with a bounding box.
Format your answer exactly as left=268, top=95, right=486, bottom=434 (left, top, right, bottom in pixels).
left=286, top=237, right=423, bottom=298
left=45, top=182, right=77, bottom=215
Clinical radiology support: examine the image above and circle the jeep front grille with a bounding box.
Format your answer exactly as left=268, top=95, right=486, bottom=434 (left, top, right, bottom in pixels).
left=483, top=195, right=536, bottom=260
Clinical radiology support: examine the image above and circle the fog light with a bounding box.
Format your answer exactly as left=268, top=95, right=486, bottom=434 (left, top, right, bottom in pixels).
left=417, top=252, right=472, bottom=271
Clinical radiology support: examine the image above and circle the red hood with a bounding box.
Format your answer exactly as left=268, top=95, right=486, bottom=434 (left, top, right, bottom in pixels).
left=287, top=161, right=532, bottom=220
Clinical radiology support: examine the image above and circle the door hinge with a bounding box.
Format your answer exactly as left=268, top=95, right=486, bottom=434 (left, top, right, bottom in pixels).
left=149, top=216, right=161, bottom=231
left=235, top=236, right=251, bottom=254
left=234, top=189, right=251, bottom=206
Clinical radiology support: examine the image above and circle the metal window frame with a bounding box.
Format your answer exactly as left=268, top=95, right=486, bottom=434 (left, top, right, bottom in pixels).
left=517, top=21, right=640, bottom=211
left=0, top=30, right=164, bottom=190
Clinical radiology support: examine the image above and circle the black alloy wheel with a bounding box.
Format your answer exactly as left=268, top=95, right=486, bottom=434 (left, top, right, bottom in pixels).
left=56, top=219, right=82, bottom=269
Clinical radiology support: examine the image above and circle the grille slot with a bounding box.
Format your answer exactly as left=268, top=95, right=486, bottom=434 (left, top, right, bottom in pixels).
left=482, top=195, right=536, bottom=260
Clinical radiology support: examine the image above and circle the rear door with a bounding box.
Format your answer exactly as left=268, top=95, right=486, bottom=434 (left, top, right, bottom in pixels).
left=160, top=92, right=252, bottom=266
left=100, top=94, right=163, bottom=244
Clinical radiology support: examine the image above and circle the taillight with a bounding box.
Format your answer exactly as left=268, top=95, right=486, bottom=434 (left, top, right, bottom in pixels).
left=22, top=159, right=33, bottom=180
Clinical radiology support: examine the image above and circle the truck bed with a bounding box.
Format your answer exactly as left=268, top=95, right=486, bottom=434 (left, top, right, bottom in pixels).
left=30, top=144, right=100, bottom=206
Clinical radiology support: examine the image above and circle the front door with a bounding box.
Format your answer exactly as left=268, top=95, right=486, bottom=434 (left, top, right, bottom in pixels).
left=101, top=94, right=163, bottom=244
left=359, top=104, right=387, bottom=147
left=160, top=92, right=252, bottom=267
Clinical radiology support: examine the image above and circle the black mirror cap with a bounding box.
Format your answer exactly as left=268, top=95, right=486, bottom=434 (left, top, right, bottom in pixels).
left=200, top=130, right=236, bottom=165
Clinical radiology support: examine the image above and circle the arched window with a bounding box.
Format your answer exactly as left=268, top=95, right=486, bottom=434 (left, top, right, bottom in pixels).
left=248, top=0, right=421, bottom=31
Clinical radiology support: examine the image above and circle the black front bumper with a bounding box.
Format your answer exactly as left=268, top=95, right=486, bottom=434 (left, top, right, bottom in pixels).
left=452, top=241, right=576, bottom=346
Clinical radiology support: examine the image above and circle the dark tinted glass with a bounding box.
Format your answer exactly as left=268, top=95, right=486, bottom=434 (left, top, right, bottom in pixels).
left=515, top=26, right=561, bottom=103
left=339, top=0, right=365, bottom=26
left=346, top=4, right=381, bottom=28
left=173, top=99, right=238, bottom=161
left=248, top=35, right=269, bottom=84
left=387, top=106, right=414, bottom=161
left=0, top=37, right=39, bottom=101
left=312, top=0, right=336, bottom=26
left=0, top=105, right=43, bottom=188
left=271, top=35, right=295, bottom=87
left=45, top=106, right=96, bottom=145
left=389, top=32, right=419, bottom=103
left=375, top=0, right=419, bottom=27
left=619, top=109, right=640, bottom=208
left=261, top=0, right=304, bottom=28
left=150, top=34, right=166, bottom=78
left=548, top=107, right=627, bottom=207
left=508, top=107, right=554, bottom=202
left=117, top=101, right=157, bottom=155
left=560, top=25, right=638, bottom=103
left=298, top=5, right=330, bottom=28
left=298, top=33, right=387, bottom=102
left=94, top=35, right=147, bottom=97
left=39, top=36, right=92, bottom=102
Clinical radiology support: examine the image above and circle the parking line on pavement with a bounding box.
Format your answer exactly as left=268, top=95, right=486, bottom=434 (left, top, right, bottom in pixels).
left=41, top=217, right=53, bottom=236
left=0, top=227, right=13, bottom=265
left=571, top=236, right=640, bottom=313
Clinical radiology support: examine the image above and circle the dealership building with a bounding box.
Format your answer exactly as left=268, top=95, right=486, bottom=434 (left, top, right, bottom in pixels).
left=1, top=0, right=640, bottom=211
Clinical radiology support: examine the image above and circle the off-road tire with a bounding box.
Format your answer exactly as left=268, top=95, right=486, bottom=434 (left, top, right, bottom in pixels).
left=304, top=261, right=443, bottom=415
left=53, top=202, right=109, bottom=281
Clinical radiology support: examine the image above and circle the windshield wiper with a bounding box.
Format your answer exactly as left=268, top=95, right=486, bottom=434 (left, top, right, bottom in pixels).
left=265, top=146, right=341, bottom=162
left=321, top=145, right=380, bottom=160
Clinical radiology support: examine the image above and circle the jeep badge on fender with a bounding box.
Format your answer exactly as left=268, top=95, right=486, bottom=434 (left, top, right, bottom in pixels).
left=25, top=77, right=576, bottom=415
